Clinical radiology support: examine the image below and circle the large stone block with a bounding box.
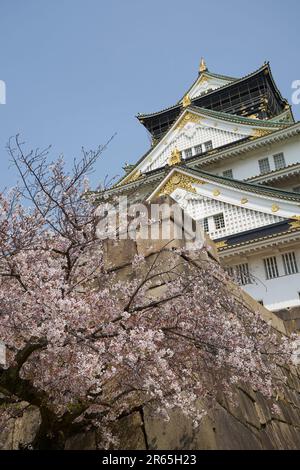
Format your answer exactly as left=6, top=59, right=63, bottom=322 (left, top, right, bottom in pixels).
left=65, top=431, right=96, bottom=450
left=110, top=412, right=146, bottom=450
left=0, top=402, right=41, bottom=450
left=103, top=238, right=138, bottom=270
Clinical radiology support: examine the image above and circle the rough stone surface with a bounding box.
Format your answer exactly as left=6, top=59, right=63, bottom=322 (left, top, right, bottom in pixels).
left=65, top=431, right=97, bottom=450
left=0, top=403, right=41, bottom=450
left=127, top=387, right=300, bottom=450
left=100, top=213, right=300, bottom=450
left=274, top=306, right=300, bottom=334
left=110, top=412, right=146, bottom=450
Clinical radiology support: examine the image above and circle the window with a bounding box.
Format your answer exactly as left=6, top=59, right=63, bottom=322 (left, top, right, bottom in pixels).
left=235, top=263, right=252, bottom=285
left=273, top=153, right=286, bottom=170
left=194, top=144, right=202, bottom=155
left=204, top=140, right=213, bottom=152
left=203, top=217, right=209, bottom=233
left=213, top=213, right=225, bottom=230
left=264, top=256, right=279, bottom=279
left=184, top=147, right=193, bottom=159
left=258, top=158, right=270, bottom=175
left=293, top=186, right=300, bottom=193
left=223, top=169, right=233, bottom=179
left=226, top=264, right=252, bottom=285
left=282, top=252, right=298, bottom=275
left=225, top=266, right=235, bottom=279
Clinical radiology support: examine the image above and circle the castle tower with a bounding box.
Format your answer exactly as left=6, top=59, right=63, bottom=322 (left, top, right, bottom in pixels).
left=94, top=60, right=300, bottom=313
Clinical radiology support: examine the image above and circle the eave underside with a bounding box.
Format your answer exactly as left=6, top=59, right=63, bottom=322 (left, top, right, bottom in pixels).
left=216, top=220, right=300, bottom=253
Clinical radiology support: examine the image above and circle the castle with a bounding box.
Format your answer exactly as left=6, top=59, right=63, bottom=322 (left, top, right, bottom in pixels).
left=96, top=59, right=300, bottom=313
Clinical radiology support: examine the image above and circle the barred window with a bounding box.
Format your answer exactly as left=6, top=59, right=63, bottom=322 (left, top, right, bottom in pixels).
left=264, top=256, right=279, bottom=279
left=282, top=252, right=298, bottom=275
left=213, top=213, right=225, bottom=230
left=273, top=153, right=286, bottom=170
left=204, top=140, right=213, bottom=152
left=194, top=144, right=202, bottom=155
left=225, top=266, right=235, bottom=283
left=184, top=147, right=193, bottom=159
left=226, top=266, right=235, bottom=278
left=223, top=169, right=233, bottom=179
left=203, top=217, right=209, bottom=233
left=236, top=264, right=252, bottom=285
left=226, top=264, right=252, bottom=285
left=258, top=157, right=270, bottom=175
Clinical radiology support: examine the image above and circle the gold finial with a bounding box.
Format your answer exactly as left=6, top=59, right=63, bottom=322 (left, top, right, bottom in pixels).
left=182, top=94, right=191, bottom=107
left=168, top=148, right=182, bottom=166
left=199, top=57, right=207, bottom=73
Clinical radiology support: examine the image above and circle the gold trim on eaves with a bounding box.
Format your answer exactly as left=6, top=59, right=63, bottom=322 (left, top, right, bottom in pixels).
left=159, top=172, right=205, bottom=197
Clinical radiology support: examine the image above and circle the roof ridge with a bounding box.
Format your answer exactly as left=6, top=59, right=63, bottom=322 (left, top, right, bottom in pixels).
left=176, top=70, right=237, bottom=105
left=184, top=166, right=300, bottom=202
left=137, top=63, right=272, bottom=120
left=186, top=105, right=290, bottom=128
left=245, top=162, right=300, bottom=181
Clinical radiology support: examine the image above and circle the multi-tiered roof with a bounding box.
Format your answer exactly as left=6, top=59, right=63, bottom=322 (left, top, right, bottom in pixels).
left=92, top=60, right=300, bottom=253
left=137, top=59, right=291, bottom=140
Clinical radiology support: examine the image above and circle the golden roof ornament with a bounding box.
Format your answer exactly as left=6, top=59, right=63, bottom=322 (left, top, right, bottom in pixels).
left=182, top=94, right=191, bottom=107
left=289, top=220, right=300, bottom=229
left=168, top=148, right=182, bottom=166
left=289, top=215, right=300, bottom=229
left=159, top=172, right=201, bottom=197
left=199, top=57, right=207, bottom=73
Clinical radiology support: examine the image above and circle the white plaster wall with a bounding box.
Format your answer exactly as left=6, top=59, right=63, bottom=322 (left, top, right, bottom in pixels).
left=189, top=76, right=232, bottom=100
left=170, top=181, right=300, bottom=238
left=224, top=248, right=300, bottom=311
left=204, top=136, right=300, bottom=181
left=144, top=124, right=245, bottom=172
left=178, top=193, right=283, bottom=239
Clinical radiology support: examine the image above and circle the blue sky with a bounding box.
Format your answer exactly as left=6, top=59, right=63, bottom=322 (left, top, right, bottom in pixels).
left=0, top=0, right=300, bottom=190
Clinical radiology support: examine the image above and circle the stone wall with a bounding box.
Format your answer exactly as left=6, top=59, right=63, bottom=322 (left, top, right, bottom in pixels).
left=274, top=306, right=300, bottom=335
left=0, top=402, right=41, bottom=450
left=98, top=230, right=300, bottom=450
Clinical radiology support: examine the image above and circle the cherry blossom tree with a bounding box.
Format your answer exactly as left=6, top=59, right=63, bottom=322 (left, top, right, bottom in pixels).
left=0, top=136, right=293, bottom=449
